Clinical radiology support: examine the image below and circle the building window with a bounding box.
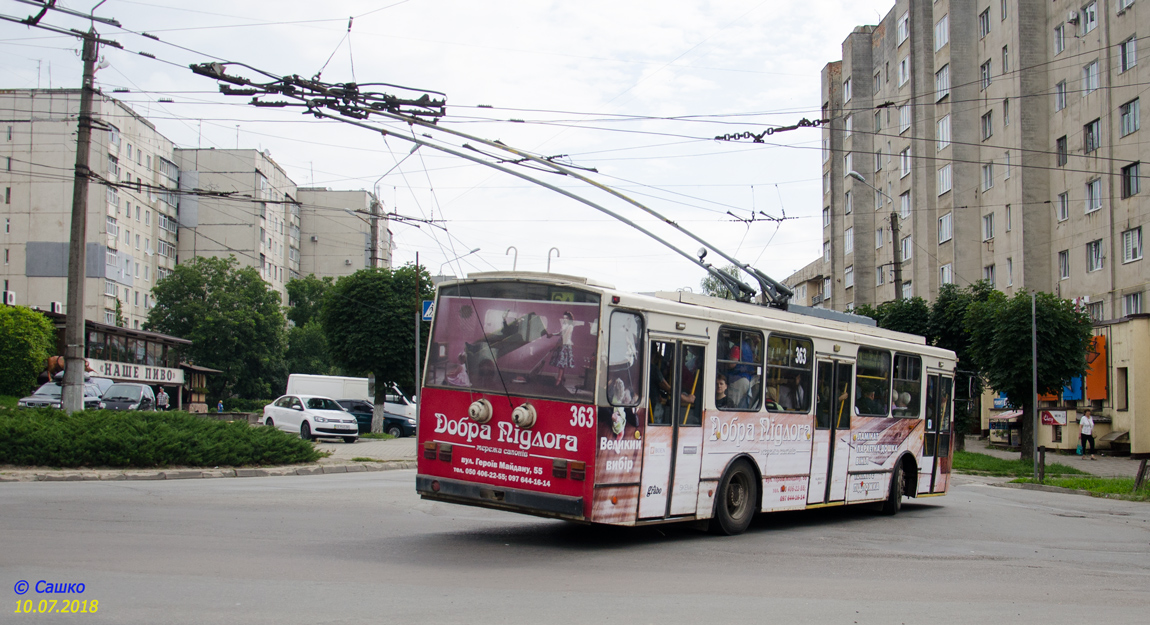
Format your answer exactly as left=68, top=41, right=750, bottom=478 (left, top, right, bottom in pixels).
left=940, top=263, right=953, bottom=285
left=844, top=265, right=854, bottom=289
left=845, top=190, right=853, bottom=214
left=935, top=14, right=949, bottom=51
left=1059, top=250, right=1071, bottom=279
left=1002, top=45, right=1009, bottom=73
left=845, top=227, right=854, bottom=254
left=875, top=188, right=883, bottom=208
left=983, top=213, right=995, bottom=241
left=875, top=150, right=883, bottom=172
left=939, top=212, right=953, bottom=243
left=874, top=110, right=881, bottom=133
left=980, top=60, right=992, bottom=89
left=897, top=11, right=909, bottom=44
left=1057, top=136, right=1068, bottom=166
left=1055, top=81, right=1067, bottom=111
left=937, top=115, right=951, bottom=150
left=843, top=78, right=852, bottom=102
left=843, top=153, right=853, bottom=175
left=1005, top=205, right=1012, bottom=232
left=876, top=265, right=885, bottom=286
left=844, top=114, right=852, bottom=138
left=1084, top=119, right=1101, bottom=153
left=1054, top=24, right=1066, bottom=54
left=874, top=72, right=882, bottom=95
left=823, top=277, right=831, bottom=300
left=902, top=281, right=913, bottom=299
left=899, top=105, right=911, bottom=133
left=822, top=207, right=830, bottom=228
left=1122, top=162, right=1141, bottom=198
left=1081, top=2, right=1097, bottom=35
left=981, top=111, right=993, bottom=140
left=1004, top=98, right=1010, bottom=126
left=935, top=64, right=950, bottom=101
left=823, top=171, right=830, bottom=194
left=982, top=163, right=994, bottom=191
left=938, top=164, right=952, bottom=195
left=1058, top=192, right=1070, bottom=221
left=1119, top=0, right=1135, bottom=11
left=1123, top=227, right=1143, bottom=262
left=1083, top=60, right=1099, bottom=93
left=824, top=241, right=831, bottom=262
left=1124, top=292, right=1143, bottom=316
left=1120, top=99, right=1140, bottom=137
left=1007, top=257, right=1013, bottom=286
left=898, top=56, right=910, bottom=87
left=901, top=236, right=913, bottom=261
left=1120, top=37, right=1137, bottom=72
left=1086, top=239, right=1105, bottom=272
left=876, top=226, right=884, bottom=249
left=1087, top=301, right=1104, bottom=321
left=1001, top=0, right=1008, bottom=20
left=1086, top=178, right=1103, bottom=212
left=900, top=191, right=911, bottom=218
left=984, top=264, right=996, bottom=287
left=900, top=148, right=911, bottom=177
left=979, top=9, right=991, bottom=38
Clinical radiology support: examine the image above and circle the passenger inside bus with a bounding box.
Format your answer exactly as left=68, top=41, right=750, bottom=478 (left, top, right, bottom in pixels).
left=715, top=376, right=733, bottom=409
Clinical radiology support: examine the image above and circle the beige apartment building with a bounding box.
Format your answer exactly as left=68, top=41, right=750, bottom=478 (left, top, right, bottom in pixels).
left=0, top=89, right=390, bottom=325
left=786, top=0, right=1150, bottom=453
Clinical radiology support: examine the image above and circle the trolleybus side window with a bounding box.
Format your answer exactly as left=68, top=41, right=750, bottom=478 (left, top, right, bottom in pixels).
left=680, top=344, right=705, bottom=426
left=716, top=327, right=763, bottom=411
left=649, top=341, right=675, bottom=425
left=891, top=353, right=922, bottom=417
left=766, top=334, right=813, bottom=413
left=855, top=348, right=892, bottom=417
left=606, top=311, right=643, bottom=407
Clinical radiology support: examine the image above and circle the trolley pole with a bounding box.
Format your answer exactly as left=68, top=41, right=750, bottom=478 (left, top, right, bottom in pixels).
left=890, top=212, right=903, bottom=299
left=62, top=30, right=99, bottom=414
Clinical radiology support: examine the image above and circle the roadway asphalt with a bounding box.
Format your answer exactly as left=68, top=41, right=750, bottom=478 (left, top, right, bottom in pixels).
left=2, top=470, right=1147, bottom=624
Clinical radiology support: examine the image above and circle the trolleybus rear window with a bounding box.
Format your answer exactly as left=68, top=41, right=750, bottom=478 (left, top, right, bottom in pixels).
left=426, top=282, right=601, bottom=403
left=606, top=311, right=643, bottom=407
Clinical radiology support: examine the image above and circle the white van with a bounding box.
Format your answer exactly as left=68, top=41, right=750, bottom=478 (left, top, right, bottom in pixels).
left=284, top=374, right=416, bottom=420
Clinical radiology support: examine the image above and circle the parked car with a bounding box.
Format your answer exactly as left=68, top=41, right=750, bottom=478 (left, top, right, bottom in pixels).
left=262, top=394, right=359, bottom=443
left=335, top=399, right=417, bottom=438
left=18, top=382, right=102, bottom=410
left=89, top=377, right=115, bottom=396
left=100, top=383, right=156, bottom=411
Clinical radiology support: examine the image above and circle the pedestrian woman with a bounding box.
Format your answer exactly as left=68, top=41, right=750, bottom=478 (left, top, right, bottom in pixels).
left=1079, top=409, right=1097, bottom=460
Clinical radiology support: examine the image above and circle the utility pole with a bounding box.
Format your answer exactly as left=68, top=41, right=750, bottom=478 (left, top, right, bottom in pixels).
left=415, top=252, right=421, bottom=410
left=890, top=211, right=903, bottom=299
left=369, top=197, right=380, bottom=268
left=62, top=30, right=99, bottom=414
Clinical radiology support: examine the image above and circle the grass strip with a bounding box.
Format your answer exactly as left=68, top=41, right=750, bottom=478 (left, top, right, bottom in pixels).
left=953, top=450, right=1089, bottom=477
left=358, top=432, right=397, bottom=439
left=0, top=408, right=321, bottom=468
left=1012, top=476, right=1150, bottom=502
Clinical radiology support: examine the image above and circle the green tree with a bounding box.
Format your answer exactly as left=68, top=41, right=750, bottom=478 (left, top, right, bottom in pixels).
left=0, top=306, right=56, bottom=396
left=285, top=274, right=333, bottom=327
left=929, top=281, right=994, bottom=449
left=965, top=291, right=1094, bottom=460
left=146, top=256, right=288, bottom=400
left=699, top=264, right=741, bottom=299
left=851, top=297, right=931, bottom=337
left=285, top=320, right=335, bottom=375
left=321, top=264, right=433, bottom=429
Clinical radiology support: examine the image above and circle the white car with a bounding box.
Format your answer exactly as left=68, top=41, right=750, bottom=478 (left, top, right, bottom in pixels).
left=262, top=394, right=359, bottom=443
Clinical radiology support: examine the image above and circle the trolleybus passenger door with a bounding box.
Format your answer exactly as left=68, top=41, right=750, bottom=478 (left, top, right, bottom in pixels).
left=809, top=360, right=854, bottom=504
left=638, top=339, right=707, bottom=519
left=925, top=375, right=954, bottom=493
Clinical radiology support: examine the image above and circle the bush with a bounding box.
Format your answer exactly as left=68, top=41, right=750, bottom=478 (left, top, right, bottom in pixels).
left=0, top=306, right=55, bottom=396
left=220, top=398, right=275, bottom=412
left=0, top=409, right=321, bottom=468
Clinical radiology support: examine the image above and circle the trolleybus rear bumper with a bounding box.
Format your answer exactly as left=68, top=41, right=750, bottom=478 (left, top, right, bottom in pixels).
left=416, top=475, right=584, bottom=520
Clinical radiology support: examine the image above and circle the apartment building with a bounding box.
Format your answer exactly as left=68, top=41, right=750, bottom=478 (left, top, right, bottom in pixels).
left=792, top=0, right=1147, bottom=321
left=0, top=89, right=179, bottom=329
left=0, top=89, right=391, bottom=325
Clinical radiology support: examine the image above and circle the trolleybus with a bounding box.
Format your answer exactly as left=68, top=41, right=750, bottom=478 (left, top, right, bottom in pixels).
left=416, top=272, right=956, bottom=535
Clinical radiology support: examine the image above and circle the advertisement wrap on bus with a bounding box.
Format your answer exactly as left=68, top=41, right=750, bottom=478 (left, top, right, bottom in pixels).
left=417, top=274, right=957, bottom=535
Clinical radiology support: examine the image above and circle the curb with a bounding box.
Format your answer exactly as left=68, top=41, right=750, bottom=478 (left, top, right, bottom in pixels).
left=0, top=461, right=416, bottom=483
left=996, top=481, right=1136, bottom=501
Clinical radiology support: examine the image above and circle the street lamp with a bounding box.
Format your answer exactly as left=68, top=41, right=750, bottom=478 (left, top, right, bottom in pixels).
left=847, top=171, right=904, bottom=298
left=440, top=248, right=480, bottom=275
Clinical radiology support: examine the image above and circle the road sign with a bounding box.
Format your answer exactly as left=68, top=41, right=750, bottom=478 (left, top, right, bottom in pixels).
left=422, top=300, right=435, bottom=321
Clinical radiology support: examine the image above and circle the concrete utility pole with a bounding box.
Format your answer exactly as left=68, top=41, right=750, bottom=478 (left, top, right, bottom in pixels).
left=62, top=30, right=99, bottom=413
left=890, top=212, right=903, bottom=299
left=369, top=197, right=380, bottom=268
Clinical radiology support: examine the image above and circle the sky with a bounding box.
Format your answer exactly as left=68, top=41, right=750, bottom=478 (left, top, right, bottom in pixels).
left=1, top=0, right=898, bottom=294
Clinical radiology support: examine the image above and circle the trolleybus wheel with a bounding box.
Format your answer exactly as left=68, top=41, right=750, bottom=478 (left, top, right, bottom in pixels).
left=710, top=459, right=757, bottom=536
left=880, top=462, right=904, bottom=516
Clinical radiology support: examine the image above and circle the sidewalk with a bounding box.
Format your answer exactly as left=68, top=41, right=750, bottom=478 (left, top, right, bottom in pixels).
left=964, top=435, right=1140, bottom=478
left=0, top=437, right=419, bottom=483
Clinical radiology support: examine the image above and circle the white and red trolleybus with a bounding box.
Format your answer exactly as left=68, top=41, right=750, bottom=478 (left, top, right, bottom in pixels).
left=416, top=272, right=957, bottom=535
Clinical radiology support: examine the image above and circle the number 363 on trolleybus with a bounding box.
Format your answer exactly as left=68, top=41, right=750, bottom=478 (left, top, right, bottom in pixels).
left=416, top=272, right=957, bottom=535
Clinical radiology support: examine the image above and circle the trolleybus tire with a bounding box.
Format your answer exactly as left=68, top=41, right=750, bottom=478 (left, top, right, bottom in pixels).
left=880, top=462, right=904, bottom=515
left=709, top=459, right=757, bottom=536
left=300, top=422, right=312, bottom=442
